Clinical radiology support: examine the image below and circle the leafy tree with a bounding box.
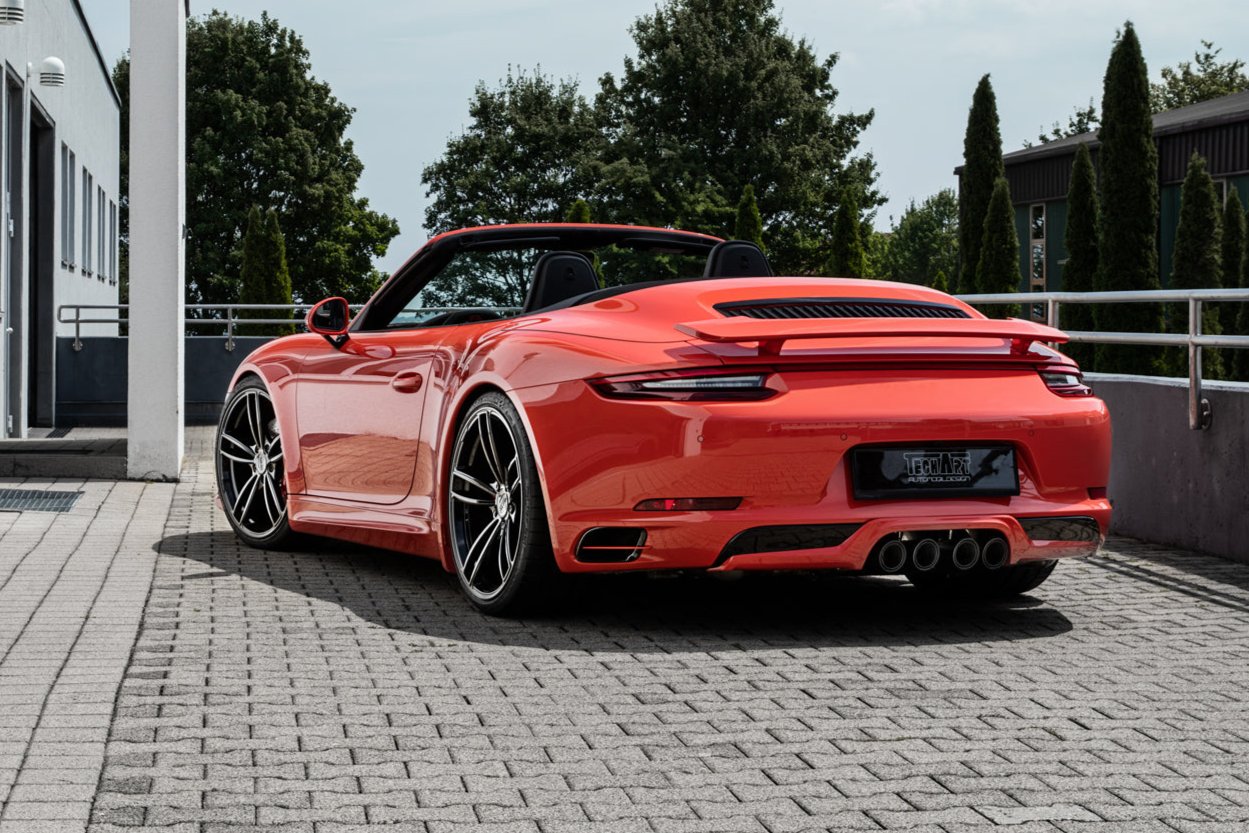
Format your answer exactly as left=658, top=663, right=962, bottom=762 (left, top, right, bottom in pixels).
left=976, top=178, right=1021, bottom=314
left=1167, top=152, right=1224, bottom=378
left=595, top=0, right=877, bottom=274
left=827, top=186, right=866, bottom=278
left=880, top=189, right=959, bottom=285
left=734, top=185, right=764, bottom=248
left=864, top=231, right=891, bottom=280
left=114, top=13, right=399, bottom=309
left=1151, top=40, right=1249, bottom=112
left=1033, top=99, right=1099, bottom=145
left=1061, top=144, right=1099, bottom=367
left=565, top=199, right=593, bottom=224
left=932, top=269, right=949, bottom=293
left=420, top=70, right=602, bottom=305
left=238, top=206, right=295, bottom=335
left=1095, top=23, right=1164, bottom=373
left=958, top=74, right=1005, bottom=295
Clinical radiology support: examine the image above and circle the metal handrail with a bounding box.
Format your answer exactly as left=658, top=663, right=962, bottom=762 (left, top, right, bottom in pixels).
left=958, top=288, right=1249, bottom=430
left=56, top=303, right=518, bottom=353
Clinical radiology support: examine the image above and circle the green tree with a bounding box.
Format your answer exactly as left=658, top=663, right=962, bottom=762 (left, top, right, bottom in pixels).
left=734, top=185, right=764, bottom=248
left=827, top=186, right=866, bottom=278
left=420, top=70, right=602, bottom=305
left=1034, top=99, right=1099, bottom=145
left=1150, top=40, right=1249, bottom=112
left=565, top=199, right=593, bottom=224
left=932, top=269, right=950, bottom=293
left=238, top=206, right=294, bottom=336
left=1061, top=144, right=1099, bottom=367
left=880, top=189, right=959, bottom=285
left=596, top=0, right=877, bottom=274
left=113, top=13, right=398, bottom=309
left=958, top=74, right=1005, bottom=295
left=1167, top=152, right=1224, bottom=378
left=976, top=178, right=1021, bottom=314
left=1095, top=23, right=1164, bottom=373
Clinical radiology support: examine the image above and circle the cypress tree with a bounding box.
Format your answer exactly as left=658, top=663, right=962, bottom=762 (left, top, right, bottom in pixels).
left=828, top=187, right=866, bottom=278
left=264, top=210, right=295, bottom=335
left=932, top=269, right=949, bottom=294
left=958, top=74, right=1005, bottom=295
left=565, top=199, right=592, bottom=224
left=1094, top=23, right=1163, bottom=373
left=734, top=185, right=764, bottom=249
left=976, top=178, right=1022, bottom=316
left=239, top=206, right=294, bottom=336
left=1167, top=152, right=1223, bottom=378
left=1062, top=143, right=1099, bottom=367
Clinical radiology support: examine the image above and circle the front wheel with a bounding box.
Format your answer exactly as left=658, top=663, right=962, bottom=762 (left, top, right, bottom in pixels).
left=446, top=392, right=557, bottom=616
left=216, top=377, right=296, bottom=550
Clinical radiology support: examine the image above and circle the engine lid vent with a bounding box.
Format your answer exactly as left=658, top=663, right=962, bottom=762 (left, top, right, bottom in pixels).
left=715, top=297, right=970, bottom=321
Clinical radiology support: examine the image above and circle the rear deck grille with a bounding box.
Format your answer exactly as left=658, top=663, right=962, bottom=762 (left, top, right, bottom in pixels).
left=715, top=298, right=970, bottom=320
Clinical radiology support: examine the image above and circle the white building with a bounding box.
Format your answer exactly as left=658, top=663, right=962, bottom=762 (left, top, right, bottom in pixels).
left=0, top=0, right=120, bottom=439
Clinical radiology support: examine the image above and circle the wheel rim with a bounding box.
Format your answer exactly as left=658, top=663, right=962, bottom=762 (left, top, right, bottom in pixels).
left=449, top=406, right=523, bottom=602
left=218, top=387, right=287, bottom=538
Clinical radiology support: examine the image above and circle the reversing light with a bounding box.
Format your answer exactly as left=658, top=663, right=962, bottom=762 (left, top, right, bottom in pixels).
left=634, top=497, right=743, bottom=512
left=1039, top=365, right=1092, bottom=397
left=592, top=372, right=775, bottom=401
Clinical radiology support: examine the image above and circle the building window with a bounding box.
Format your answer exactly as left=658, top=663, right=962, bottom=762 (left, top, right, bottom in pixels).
left=65, top=148, right=77, bottom=269
left=1029, top=204, right=1046, bottom=291
left=97, top=187, right=106, bottom=282
left=109, top=201, right=117, bottom=286
left=82, top=169, right=94, bottom=275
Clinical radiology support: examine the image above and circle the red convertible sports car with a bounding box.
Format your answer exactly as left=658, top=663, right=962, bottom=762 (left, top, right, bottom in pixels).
left=217, top=223, right=1111, bottom=614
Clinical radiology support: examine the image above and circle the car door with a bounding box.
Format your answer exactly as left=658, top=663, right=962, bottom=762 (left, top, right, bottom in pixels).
left=294, top=329, right=438, bottom=505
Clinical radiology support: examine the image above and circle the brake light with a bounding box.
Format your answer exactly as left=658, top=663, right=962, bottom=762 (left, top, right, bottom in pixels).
left=1038, top=365, right=1092, bottom=397
left=591, top=371, right=776, bottom=401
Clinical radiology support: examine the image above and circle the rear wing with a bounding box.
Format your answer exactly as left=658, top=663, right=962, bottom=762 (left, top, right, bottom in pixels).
left=674, top=317, right=1068, bottom=356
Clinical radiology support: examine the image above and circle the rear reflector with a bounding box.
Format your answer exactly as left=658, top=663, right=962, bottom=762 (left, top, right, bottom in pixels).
left=634, top=497, right=742, bottom=512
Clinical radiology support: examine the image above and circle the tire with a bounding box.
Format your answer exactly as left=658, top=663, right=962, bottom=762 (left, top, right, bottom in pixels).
left=215, top=376, right=297, bottom=550
left=446, top=392, right=557, bottom=616
left=906, top=559, right=1058, bottom=598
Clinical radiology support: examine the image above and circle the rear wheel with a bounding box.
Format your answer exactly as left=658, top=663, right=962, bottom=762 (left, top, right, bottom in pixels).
left=447, top=393, right=557, bottom=616
left=906, top=560, right=1058, bottom=598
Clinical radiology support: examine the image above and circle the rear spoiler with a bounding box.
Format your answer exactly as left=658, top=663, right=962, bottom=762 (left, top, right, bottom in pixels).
left=674, top=317, right=1068, bottom=356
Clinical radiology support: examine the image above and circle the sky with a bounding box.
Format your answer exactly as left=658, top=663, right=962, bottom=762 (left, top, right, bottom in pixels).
left=81, top=0, right=1249, bottom=274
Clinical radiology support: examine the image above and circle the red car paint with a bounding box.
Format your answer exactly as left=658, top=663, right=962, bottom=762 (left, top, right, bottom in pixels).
left=227, top=224, right=1111, bottom=574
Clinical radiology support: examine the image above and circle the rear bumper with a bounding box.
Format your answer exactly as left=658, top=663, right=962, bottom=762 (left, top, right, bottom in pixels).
left=515, top=367, right=1112, bottom=574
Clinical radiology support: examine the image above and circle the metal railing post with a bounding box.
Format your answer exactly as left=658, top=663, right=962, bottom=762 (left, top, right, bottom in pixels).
left=72, top=307, right=83, bottom=352
left=1189, top=297, right=1211, bottom=430
left=1046, top=298, right=1060, bottom=330
left=225, top=306, right=236, bottom=352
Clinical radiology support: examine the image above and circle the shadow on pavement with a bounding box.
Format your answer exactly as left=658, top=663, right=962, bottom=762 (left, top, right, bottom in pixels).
left=155, top=530, right=1074, bottom=652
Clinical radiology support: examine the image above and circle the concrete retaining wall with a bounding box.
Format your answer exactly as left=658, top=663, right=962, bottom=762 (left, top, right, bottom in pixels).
left=1088, top=374, right=1249, bottom=563
left=55, top=336, right=271, bottom=426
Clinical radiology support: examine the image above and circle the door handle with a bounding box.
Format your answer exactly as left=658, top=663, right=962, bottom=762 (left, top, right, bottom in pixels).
left=390, top=371, right=423, bottom=393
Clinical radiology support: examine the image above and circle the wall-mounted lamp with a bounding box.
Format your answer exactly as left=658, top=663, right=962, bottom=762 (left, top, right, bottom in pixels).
left=0, top=0, right=24, bottom=25
left=39, top=57, right=66, bottom=87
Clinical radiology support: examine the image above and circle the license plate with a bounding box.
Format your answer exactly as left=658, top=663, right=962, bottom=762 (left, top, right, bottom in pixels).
left=851, top=445, right=1019, bottom=500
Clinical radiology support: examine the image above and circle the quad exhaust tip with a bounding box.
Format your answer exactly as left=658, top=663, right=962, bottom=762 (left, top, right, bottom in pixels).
left=951, top=537, right=980, bottom=571
left=910, top=538, right=941, bottom=572
left=981, top=536, right=1009, bottom=570
left=877, top=539, right=907, bottom=573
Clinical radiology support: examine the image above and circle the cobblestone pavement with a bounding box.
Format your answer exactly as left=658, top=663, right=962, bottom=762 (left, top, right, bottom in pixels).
left=2, top=428, right=1248, bottom=832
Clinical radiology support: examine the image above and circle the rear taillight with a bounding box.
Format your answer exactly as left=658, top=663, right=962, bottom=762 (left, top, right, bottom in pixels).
left=591, top=371, right=776, bottom=401
left=1039, top=364, right=1092, bottom=397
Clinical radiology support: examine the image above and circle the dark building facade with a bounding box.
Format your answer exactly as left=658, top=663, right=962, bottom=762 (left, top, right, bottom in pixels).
left=957, top=90, right=1249, bottom=297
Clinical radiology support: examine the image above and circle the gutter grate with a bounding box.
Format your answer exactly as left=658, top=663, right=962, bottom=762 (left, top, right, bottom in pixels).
left=0, top=488, right=83, bottom=513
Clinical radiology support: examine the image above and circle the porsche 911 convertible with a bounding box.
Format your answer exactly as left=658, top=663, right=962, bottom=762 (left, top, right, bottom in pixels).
left=216, top=223, right=1111, bottom=614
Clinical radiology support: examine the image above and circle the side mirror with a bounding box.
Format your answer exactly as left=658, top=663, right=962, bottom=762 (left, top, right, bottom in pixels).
left=306, top=297, right=351, bottom=344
